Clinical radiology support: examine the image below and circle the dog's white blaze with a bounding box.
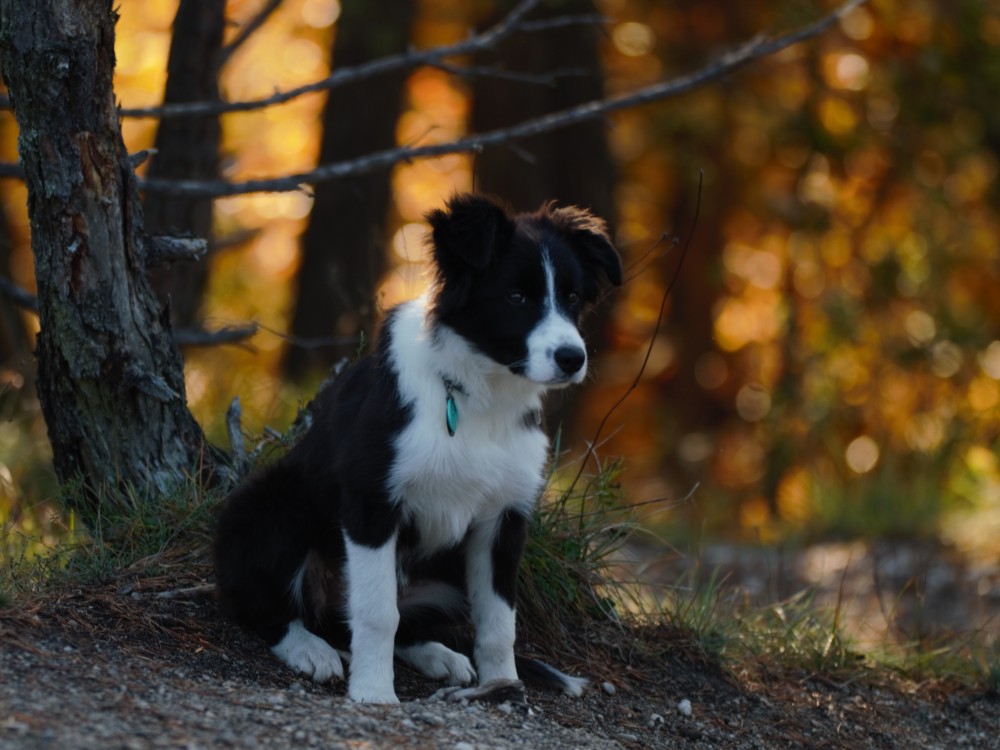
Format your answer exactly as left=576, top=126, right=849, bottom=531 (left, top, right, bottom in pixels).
left=466, top=517, right=518, bottom=684
left=395, top=642, right=476, bottom=685
left=271, top=619, right=344, bottom=683
left=344, top=535, right=400, bottom=703
left=388, top=300, right=547, bottom=552
left=524, top=252, right=587, bottom=385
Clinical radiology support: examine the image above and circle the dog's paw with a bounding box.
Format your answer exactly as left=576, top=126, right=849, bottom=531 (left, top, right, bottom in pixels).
left=396, top=642, right=477, bottom=686
left=271, top=621, right=344, bottom=683
left=348, top=678, right=400, bottom=704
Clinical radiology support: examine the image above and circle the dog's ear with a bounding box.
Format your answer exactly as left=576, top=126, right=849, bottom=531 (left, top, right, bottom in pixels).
left=548, top=205, right=623, bottom=290
left=426, top=193, right=515, bottom=272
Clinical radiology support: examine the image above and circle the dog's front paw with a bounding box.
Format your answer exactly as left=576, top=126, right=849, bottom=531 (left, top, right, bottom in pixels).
left=348, top=678, right=400, bottom=704
left=396, top=642, right=476, bottom=686
left=271, top=621, right=344, bottom=683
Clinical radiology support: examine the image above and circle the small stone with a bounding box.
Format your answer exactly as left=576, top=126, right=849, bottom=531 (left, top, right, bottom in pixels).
left=677, top=698, right=693, bottom=717
left=647, top=713, right=665, bottom=729
left=454, top=743, right=475, bottom=750
left=601, top=681, right=616, bottom=696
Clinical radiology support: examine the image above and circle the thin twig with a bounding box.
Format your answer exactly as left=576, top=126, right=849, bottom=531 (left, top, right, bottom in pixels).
left=565, top=171, right=703, bottom=496
left=151, top=583, right=216, bottom=600
left=517, top=14, right=608, bottom=33
left=426, top=61, right=588, bottom=87
left=254, top=321, right=361, bottom=350
left=216, top=0, right=284, bottom=69
left=139, top=0, right=864, bottom=197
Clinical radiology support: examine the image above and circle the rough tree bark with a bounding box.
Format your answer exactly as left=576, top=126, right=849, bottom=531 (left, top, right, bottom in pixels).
left=144, top=0, right=225, bottom=330
left=0, top=0, right=214, bottom=518
left=283, top=0, right=416, bottom=380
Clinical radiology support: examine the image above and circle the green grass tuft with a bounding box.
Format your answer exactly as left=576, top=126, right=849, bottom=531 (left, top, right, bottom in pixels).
left=2, top=474, right=222, bottom=600
left=519, top=457, right=644, bottom=645
left=736, top=589, right=863, bottom=673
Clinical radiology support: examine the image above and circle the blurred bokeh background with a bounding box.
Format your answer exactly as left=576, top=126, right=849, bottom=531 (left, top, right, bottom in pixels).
left=2, top=0, right=999, bottom=646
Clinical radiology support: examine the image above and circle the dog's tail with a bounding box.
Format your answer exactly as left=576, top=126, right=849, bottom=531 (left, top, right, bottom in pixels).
left=397, top=583, right=589, bottom=696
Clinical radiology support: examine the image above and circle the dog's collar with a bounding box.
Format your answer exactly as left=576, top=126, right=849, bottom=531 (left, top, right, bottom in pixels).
left=441, top=375, right=466, bottom=437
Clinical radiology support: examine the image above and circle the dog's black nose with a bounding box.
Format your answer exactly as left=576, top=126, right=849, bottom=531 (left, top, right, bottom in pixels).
left=554, top=346, right=586, bottom=376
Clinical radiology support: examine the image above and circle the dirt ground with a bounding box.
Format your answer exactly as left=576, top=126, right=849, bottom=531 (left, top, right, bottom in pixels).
left=1, top=565, right=998, bottom=750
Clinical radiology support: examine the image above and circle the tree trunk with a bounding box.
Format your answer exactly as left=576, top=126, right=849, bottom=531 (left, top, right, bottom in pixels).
left=0, top=0, right=214, bottom=519
left=144, top=0, right=225, bottom=330
left=283, top=0, right=416, bottom=381
left=469, top=0, right=617, bottom=437
left=470, top=0, right=615, bottom=217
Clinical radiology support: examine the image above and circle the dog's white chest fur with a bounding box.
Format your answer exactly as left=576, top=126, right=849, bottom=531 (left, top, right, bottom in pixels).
left=386, top=300, right=549, bottom=551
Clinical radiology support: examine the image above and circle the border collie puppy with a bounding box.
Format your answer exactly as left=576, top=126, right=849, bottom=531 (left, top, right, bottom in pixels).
left=214, top=193, right=621, bottom=703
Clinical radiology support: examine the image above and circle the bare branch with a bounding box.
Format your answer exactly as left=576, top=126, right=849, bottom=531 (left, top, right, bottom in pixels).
left=140, top=0, right=865, bottom=197
left=517, top=14, right=607, bottom=33
left=144, top=235, right=208, bottom=267
left=216, top=0, right=284, bottom=70
left=0, top=161, right=24, bottom=179
left=172, top=322, right=259, bottom=347
left=117, top=0, right=542, bottom=120
left=128, top=148, right=156, bottom=168
left=0, top=276, right=37, bottom=313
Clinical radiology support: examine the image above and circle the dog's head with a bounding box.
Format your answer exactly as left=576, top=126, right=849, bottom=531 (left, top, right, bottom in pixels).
left=426, top=193, right=622, bottom=387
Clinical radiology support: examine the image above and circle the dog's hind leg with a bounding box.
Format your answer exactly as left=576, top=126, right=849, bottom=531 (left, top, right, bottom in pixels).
left=393, top=580, right=475, bottom=686
left=395, top=642, right=476, bottom=685
left=272, top=619, right=344, bottom=683
left=215, top=463, right=345, bottom=682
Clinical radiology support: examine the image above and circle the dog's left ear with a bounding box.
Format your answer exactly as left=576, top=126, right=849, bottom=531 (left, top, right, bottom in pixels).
left=549, top=205, right=623, bottom=289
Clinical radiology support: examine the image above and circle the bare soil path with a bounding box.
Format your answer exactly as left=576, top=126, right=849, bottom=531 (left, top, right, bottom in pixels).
left=1, top=570, right=998, bottom=750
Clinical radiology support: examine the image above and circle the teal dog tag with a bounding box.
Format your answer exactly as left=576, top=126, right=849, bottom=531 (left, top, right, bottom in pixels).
left=446, top=393, right=459, bottom=437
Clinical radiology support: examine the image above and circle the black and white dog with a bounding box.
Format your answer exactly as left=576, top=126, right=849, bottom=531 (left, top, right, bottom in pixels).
left=214, top=193, right=621, bottom=703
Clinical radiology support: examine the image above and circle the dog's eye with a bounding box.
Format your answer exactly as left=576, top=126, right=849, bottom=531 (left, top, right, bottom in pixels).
left=566, top=291, right=581, bottom=306
left=507, top=290, right=526, bottom=305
